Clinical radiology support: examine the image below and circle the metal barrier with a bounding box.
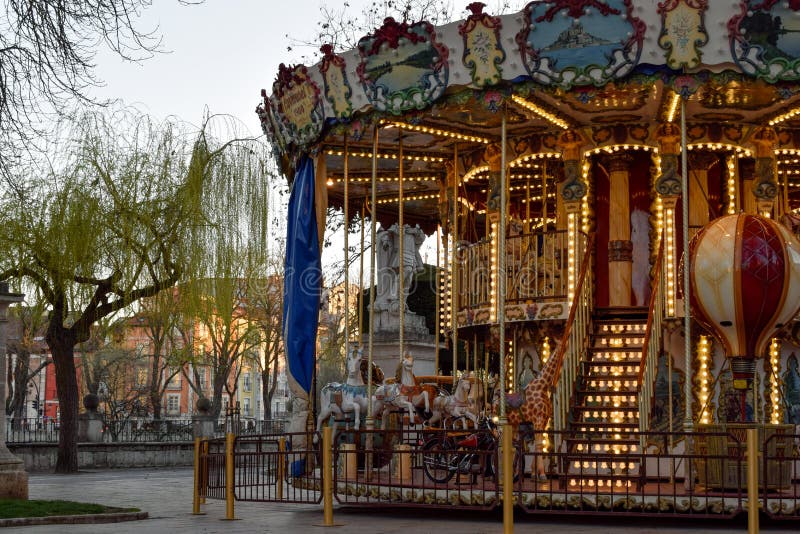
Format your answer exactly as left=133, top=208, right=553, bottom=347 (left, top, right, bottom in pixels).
left=762, top=429, right=800, bottom=520
left=233, top=431, right=322, bottom=504
left=191, top=424, right=800, bottom=524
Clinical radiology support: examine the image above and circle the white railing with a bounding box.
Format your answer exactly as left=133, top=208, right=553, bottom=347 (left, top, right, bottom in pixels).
left=551, top=233, right=595, bottom=449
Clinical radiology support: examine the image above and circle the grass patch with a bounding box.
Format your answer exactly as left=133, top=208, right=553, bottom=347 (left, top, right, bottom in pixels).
left=0, top=499, right=139, bottom=519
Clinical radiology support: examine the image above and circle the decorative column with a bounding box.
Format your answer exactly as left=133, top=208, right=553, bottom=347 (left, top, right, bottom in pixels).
left=607, top=154, right=633, bottom=307
left=0, top=282, right=26, bottom=499
left=751, top=126, right=779, bottom=217
left=557, top=130, right=586, bottom=301
left=486, top=142, right=504, bottom=323
left=688, top=152, right=715, bottom=234
left=655, top=123, right=682, bottom=318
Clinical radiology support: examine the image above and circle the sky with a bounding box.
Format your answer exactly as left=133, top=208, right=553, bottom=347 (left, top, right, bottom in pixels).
left=91, top=0, right=372, bottom=133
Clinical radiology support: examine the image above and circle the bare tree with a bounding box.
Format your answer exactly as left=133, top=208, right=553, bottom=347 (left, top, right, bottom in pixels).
left=0, top=0, right=204, bottom=176
left=248, top=256, right=285, bottom=420
left=5, top=297, right=49, bottom=424
left=137, top=291, right=185, bottom=418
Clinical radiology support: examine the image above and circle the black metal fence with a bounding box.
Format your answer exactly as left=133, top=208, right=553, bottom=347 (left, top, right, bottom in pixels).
left=199, top=425, right=800, bottom=519
left=6, top=416, right=289, bottom=444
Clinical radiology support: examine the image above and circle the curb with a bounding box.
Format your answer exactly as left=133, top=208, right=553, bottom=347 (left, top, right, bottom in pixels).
left=0, top=511, right=148, bottom=527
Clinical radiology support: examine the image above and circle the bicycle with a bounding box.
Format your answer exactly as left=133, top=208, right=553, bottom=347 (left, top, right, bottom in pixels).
left=420, top=417, right=522, bottom=484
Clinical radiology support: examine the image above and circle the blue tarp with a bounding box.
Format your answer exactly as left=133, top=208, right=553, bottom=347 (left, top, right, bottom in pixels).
left=282, top=156, right=320, bottom=395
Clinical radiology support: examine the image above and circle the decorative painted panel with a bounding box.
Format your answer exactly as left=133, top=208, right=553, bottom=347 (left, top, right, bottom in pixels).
left=319, top=44, right=353, bottom=120
left=516, top=0, right=645, bottom=88
left=356, top=17, right=449, bottom=115
left=729, top=1, right=800, bottom=81
left=271, top=64, right=324, bottom=148
left=459, top=2, right=506, bottom=87
left=658, top=0, right=708, bottom=70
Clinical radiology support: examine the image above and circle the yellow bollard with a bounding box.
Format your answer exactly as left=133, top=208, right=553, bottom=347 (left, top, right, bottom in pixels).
left=323, top=426, right=334, bottom=526
left=192, top=437, right=203, bottom=515
left=277, top=437, right=286, bottom=500
left=502, top=424, right=514, bottom=534
left=225, top=433, right=235, bottom=520
left=747, top=428, right=759, bottom=534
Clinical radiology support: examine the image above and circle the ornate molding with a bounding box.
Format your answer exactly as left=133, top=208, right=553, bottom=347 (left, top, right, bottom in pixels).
left=608, top=240, right=634, bottom=262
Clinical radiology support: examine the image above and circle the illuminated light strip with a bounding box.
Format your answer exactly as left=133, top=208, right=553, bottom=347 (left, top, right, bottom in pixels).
left=587, top=144, right=656, bottom=155
left=520, top=193, right=557, bottom=203
left=463, top=165, right=489, bottom=183
left=776, top=148, right=800, bottom=156
left=687, top=143, right=751, bottom=156
left=331, top=175, right=439, bottom=183
left=769, top=339, right=782, bottom=424
left=380, top=119, right=491, bottom=144
left=664, top=206, right=676, bottom=317
left=509, top=152, right=561, bottom=167
left=726, top=155, right=737, bottom=215
left=567, top=212, right=577, bottom=301
left=666, top=92, right=681, bottom=123
left=511, top=95, right=570, bottom=130
left=506, top=339, right=514, bottom=394
left=325, top=149, right=446, bottom=162
left=376, top=193, right=439, bottom=204
left=770, top=106, right=800, bottom=126
left=697, top=336, right=711, bottom=425
left=489, top=221, right=498, bottom=322
left=581, top=159, right=591, bottom=233
left=439, top=232, right=452, bottom=331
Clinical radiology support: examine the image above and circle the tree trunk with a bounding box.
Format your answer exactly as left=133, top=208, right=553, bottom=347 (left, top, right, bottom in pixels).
left=261, top=370, right=271, bottom=419
left=48, top=334, right=79, bottom=473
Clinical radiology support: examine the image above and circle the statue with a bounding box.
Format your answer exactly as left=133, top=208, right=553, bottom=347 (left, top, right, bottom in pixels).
left=374, top=223, right=426, bottom=312
left=374, top=225, right=395, bottom=311
left=391, top=223, right=425, bottom=310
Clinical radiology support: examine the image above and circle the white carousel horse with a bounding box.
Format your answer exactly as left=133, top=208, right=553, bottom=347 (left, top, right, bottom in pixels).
left=373, top=352, right=431, bottom=425
left=429, top=373, right=479, bottom=428
left=315, top=347, right=369, bottom=437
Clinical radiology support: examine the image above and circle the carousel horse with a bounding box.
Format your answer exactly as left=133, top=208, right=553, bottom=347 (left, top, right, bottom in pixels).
left=429, top=373, right=479, bottom=428
left=373, top=352, right=431, bottom=425
left=315, top=347, right=369, bottom=438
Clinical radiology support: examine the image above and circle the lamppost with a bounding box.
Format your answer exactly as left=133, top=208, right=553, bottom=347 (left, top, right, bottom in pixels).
left=0, top=281, right=26, bottom=499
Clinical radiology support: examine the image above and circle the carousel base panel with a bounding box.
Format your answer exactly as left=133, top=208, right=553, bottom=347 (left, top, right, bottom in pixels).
left=288, top=471, right=800, bottom=516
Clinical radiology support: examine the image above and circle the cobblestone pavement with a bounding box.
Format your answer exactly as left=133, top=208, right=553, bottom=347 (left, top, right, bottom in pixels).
left=5, top=468, right=797, bottom=533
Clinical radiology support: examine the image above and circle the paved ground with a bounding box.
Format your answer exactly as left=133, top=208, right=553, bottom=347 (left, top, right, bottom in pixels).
left=6, top=468, right=799, bottom=533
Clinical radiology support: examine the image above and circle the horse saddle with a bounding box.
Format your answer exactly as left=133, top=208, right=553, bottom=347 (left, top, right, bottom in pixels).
left=505, top=392, right=524, bottom=409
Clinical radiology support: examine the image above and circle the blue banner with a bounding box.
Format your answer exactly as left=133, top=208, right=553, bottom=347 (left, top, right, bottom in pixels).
left=282, top=156, right=320, bottom=396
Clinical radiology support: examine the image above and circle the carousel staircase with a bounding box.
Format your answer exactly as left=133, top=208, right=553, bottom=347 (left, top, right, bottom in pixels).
left=562, top=307, right=647, bottom=490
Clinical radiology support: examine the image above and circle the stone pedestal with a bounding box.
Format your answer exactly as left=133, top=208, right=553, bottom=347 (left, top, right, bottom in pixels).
left=0, top=283, right=26, bottom=499
left=77, top=413, right=104, bottom=443
left=369, top=309, right=436, bottom=376
left=193, top=415, right=217, bottom=439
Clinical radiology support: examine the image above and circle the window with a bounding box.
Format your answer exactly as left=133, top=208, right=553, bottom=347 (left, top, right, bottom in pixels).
left=222, top=396, right=229, bottom=414
left=166, top=368, right=181, bottom=389
left=197, top=369, right=208, bottom=390
left=243, top=398, right=251, bottom=417
left=135, top=367, right=148, bottom=388
left=243, top=372, right=251, bottom=392
left=166, top=394, right=180, bottom=415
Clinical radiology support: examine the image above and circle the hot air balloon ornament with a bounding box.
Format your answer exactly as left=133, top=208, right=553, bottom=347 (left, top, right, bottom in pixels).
left=689, top=213, right=800, bottom=419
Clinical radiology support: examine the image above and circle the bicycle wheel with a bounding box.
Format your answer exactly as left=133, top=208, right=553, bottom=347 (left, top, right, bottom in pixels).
left=422, top=435, right=456, bottom=483
left=486, top=444, right=523, bottom=482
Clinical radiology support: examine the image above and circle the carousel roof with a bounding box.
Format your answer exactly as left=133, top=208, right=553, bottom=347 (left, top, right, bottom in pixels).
left=257, top=1, right=800, bottom=231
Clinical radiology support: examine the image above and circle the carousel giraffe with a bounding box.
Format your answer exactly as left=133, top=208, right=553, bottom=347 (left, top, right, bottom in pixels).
left=496, top=328, right=564, bottom=481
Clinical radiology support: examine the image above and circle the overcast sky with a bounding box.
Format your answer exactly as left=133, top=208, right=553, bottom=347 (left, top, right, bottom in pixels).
left=91, top=0, right=374, bottom=133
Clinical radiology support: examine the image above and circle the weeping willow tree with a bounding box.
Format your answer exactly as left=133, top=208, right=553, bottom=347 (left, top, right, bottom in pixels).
left=0, top=108, right=272, bottom=472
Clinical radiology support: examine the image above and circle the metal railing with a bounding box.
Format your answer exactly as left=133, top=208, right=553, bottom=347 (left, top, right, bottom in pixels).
left=551, top=233, right=595, bottom=443
left=6, top=416, right=288, bottom=444
left=456, top=230, right=573, bottom=312
left=638, top=239, right=665, bottom=450
left=193, top=425, right=800, bottom=520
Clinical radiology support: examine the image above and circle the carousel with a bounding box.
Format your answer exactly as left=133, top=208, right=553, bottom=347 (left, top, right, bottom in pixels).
left=257, top=0, right=800, bottom=518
